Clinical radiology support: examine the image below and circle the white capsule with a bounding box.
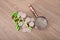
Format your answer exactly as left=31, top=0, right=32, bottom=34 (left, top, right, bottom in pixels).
left=22, top=24, right=26, bottom=29
left=25, top=17, right=31, bottom=23
left=30, top=18, right=35, bottom=22
left=19, top=22, right=23, bottom=26
left=21, top=13, right=26, bottom=18
left=22, top=28, right=27, bottom=32
left=26, top=28, right=31, bottom=32
left=18, top=11, right=23, bottom=17
left=29, top=21, right=34, bottom=27
left=18, top=11, right=26, bottom=18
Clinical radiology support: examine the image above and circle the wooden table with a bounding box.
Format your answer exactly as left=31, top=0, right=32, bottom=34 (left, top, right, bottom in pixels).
left=0, top=0, right=60, bottom=40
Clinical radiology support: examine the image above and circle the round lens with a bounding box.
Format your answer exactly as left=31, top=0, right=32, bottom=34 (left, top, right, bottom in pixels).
left=35, top=16, right=48, bottom=30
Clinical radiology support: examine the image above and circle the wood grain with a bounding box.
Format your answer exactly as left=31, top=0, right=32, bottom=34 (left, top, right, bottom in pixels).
left=0, top=0, right=60, bottom=40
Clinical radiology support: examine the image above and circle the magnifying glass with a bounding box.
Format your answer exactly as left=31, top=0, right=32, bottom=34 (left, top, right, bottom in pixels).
left=28, top=4, right=48, bottom=30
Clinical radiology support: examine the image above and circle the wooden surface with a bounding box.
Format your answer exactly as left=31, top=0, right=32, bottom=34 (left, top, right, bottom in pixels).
left=0, top=0, right=60, bottom=40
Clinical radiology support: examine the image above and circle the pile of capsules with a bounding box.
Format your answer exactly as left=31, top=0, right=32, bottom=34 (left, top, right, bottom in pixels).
left=12, top=11, right=35, bottom=32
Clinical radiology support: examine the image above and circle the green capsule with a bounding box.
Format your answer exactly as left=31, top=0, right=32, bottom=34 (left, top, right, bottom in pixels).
left=15, top=22, right=20, bottom=31
left=12, top=11, right=18, bottom=18
left=29, top=26, right=33, bottom=30
left=14, top=17, right=19, bottom=22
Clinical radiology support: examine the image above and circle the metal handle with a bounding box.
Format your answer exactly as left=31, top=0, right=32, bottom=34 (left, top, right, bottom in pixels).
left=28, top=4, right=38, bottom=17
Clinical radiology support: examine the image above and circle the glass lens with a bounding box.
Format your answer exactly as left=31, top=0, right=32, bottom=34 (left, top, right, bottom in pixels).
left=35, top=16, right=48, bottom=30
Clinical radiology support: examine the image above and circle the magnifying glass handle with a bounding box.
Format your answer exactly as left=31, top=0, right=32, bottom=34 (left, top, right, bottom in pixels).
left=28, top=4, right=38, bottom=17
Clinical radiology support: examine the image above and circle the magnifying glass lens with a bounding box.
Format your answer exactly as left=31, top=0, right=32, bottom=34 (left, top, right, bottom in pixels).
left=35, top=16, right=48, bottom=30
